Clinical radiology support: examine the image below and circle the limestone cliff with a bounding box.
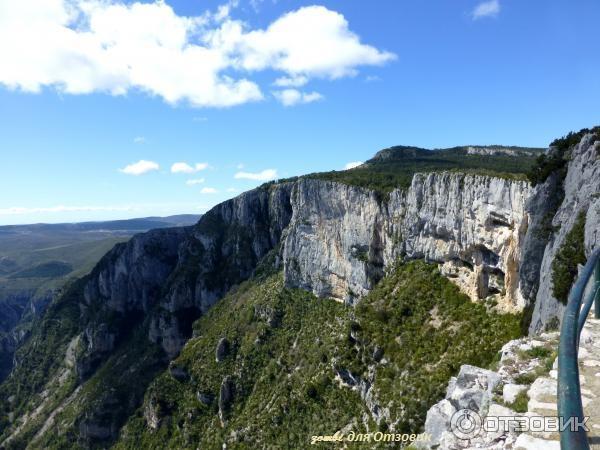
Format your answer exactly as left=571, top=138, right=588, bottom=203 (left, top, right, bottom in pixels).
left=528, top=133, right=600, bottom=333
left=2, top=134, right=598, bottom=447
left=283, top=174, right=531, bottom=311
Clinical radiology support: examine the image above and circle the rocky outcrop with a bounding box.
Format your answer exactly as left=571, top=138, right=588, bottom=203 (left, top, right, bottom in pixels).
left=418, top=333, right=561, bottom=449
left=218, top=376, right=235, bottom=424
left=283, top=175, right=531, bottom=310
left=0, top=184, right=296, bottom=447
left=282, top=180, right=385, bottom=303
left=390, top=173, right=530, bottom=310
left=3, top=134, right=596, bottom=447
left=215, top=338, right=230, bottom=362
left=529, top=135, right=600, bottom=334
left=76, top=182, right=294, bottom=372
left=0, top=290, right=53, bottom=382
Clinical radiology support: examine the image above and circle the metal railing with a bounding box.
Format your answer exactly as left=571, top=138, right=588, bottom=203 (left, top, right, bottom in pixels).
left=558, top=247, right=600, bottom=450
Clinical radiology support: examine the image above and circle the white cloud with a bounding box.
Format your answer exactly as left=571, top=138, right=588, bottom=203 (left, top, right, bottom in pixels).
left=0, top=2, right=395, bottom=108
left=119, top=159, right=159, bottom=175
left=200, top=187, right=218, bottom=194
left=133, top=136, right=146, bottom=144
left=273, top=89, right=323, bottom=106
left=273, top=75, right=308, bottom=87
left=236, top=163, right=244, bottom=169
left=171, top=162, right=209, bottom=173
left=186, top=178, right=205, bottom=185
left=365, top=75, right=381, bottom=82
left=344, top=161, right=363, bottom=170
left=472, top=0, right=500, bottom=19
left=226, top=187, right=238, bottom=192
left=234, top=169, right=277, bottom=181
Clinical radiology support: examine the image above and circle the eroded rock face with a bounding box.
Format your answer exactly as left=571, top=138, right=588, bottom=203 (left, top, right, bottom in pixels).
left=420, top=365, right=500, bottom=448
left=390, top=173, right=531, bottom=310
left=282, top=180, right=384, bottom=303
left=218, top=376, right=234, bottom=423
left=215, top=338, right=230, bottom=362
left=283, top=175, right=531, bottom=310
left=529, top=135, right=600, bottom=334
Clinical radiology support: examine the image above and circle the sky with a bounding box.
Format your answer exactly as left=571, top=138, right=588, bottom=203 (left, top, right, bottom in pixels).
left=0, top=0, right=599, bottom=225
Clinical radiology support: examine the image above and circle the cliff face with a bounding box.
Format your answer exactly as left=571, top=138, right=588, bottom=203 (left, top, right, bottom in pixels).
left=283, top=174, right=531, bottom=310
left=528, top=134, right=600, bottom=333
left=0, top=291, right=52, bottom=383
left=2, top=136, right=597, bottom=447
left=0, top=183, right=295, bottom=447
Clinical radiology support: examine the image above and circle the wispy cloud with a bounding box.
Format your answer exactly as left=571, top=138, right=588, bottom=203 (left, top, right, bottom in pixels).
left=0, top=205, right=134, bottom=215
left=273, top=89, right=323, bottom=106
left=171, top=162, right=209, bottom=174
left=200, top=187, right=218, bottom=194
left=193, top=116, right=208, bottom=122
left=0, top=2, right=395, bottom=108
left=119, top=160, right=159, bottom=175
left=186, top=178, right=205, bottom=186
left=234, top=169, right=278, bottom=181
left=226, top=187, right=238, bottom=193
left=472, top=0, right=500, bottom=20
left=133, top=136, right=146, bottom=144
left=344, top=161, right=363, bottom=170
left=273, top=75, right=308, bottom=88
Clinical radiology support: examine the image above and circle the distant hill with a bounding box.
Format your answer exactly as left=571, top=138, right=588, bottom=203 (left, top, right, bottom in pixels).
left=312, top=144, right=545, bottom=194
left=0, top=214, right=200, bottom=381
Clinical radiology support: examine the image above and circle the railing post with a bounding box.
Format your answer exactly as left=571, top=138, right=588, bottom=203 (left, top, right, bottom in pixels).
left=595, top=261, right=600, bottom=320
left=558, top=248, right=600, bottom=450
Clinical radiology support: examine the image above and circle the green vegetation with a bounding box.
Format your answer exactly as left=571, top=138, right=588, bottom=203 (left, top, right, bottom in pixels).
left=551, top=211, right=587, bottom=305
left=115, top=261, right=522, bottom=449
left=349, top=261, right=522, bottom=432
left=116, top=274, right=366, bottom=450
left=0, top=277, right=85, bottom=446
left=311, top=145, right=542, bottom=195
left=524, top=346, right=553, bottom=360
left=8, top=261, right=73, bottom=279
left=508, top=390, right=529, bottom=413
left=513, top=347, right=557, bottom=386
left=527, top=126, right=600, bottom=186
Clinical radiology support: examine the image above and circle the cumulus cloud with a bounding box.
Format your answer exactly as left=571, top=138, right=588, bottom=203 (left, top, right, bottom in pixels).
left=200, top=187, right=218, bottom=194
left=186, top=178, right=205, bottom=185
left=472, top=0, right=500, bottom=19
left=344, top=161, right=363, bottom=170
left=171, top=162, right=209, bottom=173
left=119, top=160, right=159, bottom=175
left=234, top=169, right=277, bottom=181
left=273, top=89, right=323, bottom=106
left=0, top=1, right=395, bottom=108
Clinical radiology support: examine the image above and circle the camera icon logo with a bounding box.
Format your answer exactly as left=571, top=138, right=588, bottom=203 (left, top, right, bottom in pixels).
left=450, top=409, right=482, bottom=440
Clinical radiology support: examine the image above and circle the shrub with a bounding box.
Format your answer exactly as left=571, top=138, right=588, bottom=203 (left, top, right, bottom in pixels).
left=509, top=390, right=529, bottom=413
left=551, top=211, right=586, bottom=304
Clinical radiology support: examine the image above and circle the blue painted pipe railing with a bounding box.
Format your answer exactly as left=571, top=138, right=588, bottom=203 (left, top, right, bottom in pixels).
left=558, top=247, right=600, bottom=450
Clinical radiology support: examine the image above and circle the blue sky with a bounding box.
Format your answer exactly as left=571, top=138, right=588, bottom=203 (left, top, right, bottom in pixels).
left=0, top=0, right=599, bottom=225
